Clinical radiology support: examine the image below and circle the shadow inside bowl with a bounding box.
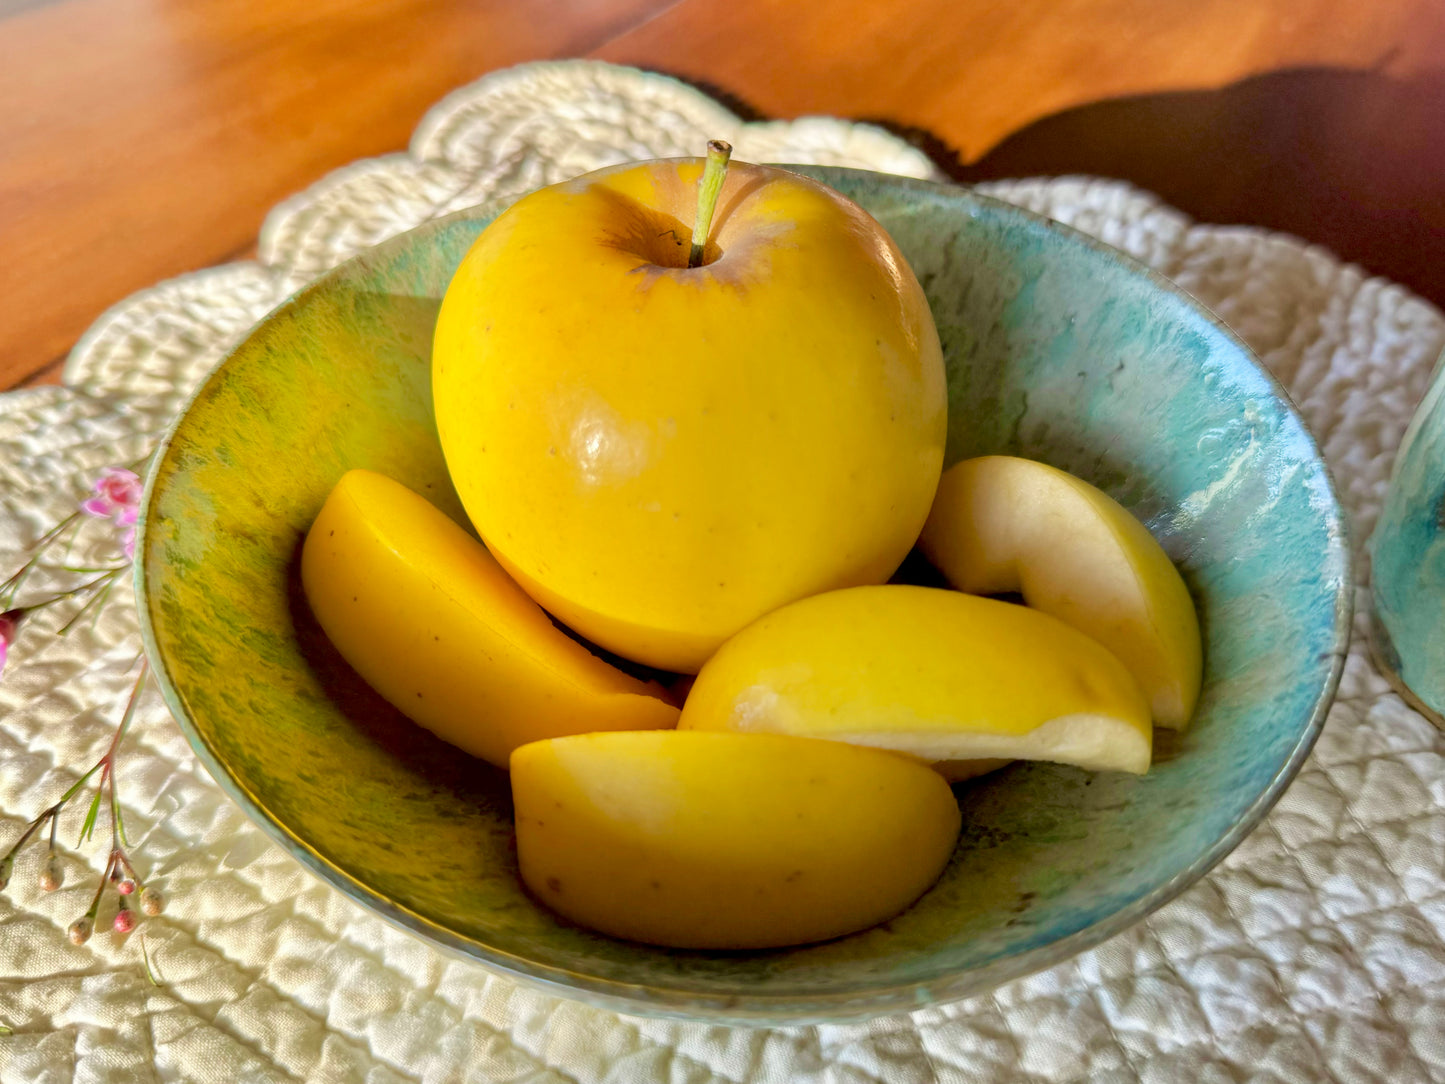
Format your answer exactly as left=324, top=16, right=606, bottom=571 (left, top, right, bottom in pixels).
left=283, top=537, right=515, bottom=817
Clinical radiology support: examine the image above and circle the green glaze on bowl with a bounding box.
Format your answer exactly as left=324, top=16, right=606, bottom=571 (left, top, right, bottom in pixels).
left=137, top=167, right=1350, bottom=1025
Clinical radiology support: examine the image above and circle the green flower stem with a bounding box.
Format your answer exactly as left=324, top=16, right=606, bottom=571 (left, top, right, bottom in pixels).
left=1, top=662, right=148, bottom=872
left=82, top=852, right=116, bottom=921
left=0, top=513, right=83, bottom=609
left=140, top=935, right=162, bottom=986
left=55, top=568, right=126, bottom=637
left=57, top=761, right=105, bottom=805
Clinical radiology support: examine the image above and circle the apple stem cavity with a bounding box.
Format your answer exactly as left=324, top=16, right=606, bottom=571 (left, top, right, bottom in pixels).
left=688, top=139, right=733, bottom=269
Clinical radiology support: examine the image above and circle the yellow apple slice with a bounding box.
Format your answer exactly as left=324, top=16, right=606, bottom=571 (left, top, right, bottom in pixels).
left=680, top=585, right=1152, bottom=774
left=918, top=455, right=1202, bottom=729
left=511, top=730, right=960, bottom=949
left=301, top=470, right=677, bottom=768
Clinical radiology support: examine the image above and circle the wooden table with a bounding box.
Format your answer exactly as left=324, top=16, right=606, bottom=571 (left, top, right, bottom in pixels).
left=4, top=0, right=1444, bottom=391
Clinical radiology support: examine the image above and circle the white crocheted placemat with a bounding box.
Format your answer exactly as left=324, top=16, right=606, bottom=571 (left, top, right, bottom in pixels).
left=4, top=60, right=1445, bottom=1083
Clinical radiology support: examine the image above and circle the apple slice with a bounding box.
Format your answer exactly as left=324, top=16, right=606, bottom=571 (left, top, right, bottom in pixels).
left=679, top=585, right=1152, bottom=774
left=918, top=456, right=1201, bottom=729
left=301, top=470, right=677, bottom=768
left=511, top=730, right=960, bottom=949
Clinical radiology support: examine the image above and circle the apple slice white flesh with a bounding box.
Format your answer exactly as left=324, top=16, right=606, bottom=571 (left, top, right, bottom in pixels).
left=932, top=758, right=1014, bottom=783
left=919, top=455, right=1201, bottom=729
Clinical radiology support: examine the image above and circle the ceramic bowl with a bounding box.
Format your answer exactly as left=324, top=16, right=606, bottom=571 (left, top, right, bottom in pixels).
left=137, top=167, right=1349, bottom=1024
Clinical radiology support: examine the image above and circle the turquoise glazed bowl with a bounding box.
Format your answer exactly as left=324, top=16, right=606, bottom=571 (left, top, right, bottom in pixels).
left=137, top=167, right=1350, bottom=1024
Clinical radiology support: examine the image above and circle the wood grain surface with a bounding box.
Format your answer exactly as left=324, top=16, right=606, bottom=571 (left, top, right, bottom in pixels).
left=3, top=0, right=1443, bottom=389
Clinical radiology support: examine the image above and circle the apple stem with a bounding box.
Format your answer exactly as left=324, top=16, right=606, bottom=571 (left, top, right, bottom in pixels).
left=688, top=140, right=732, bottom=269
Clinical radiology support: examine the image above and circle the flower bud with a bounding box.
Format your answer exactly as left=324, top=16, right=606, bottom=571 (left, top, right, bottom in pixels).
left=39, top=856, right=62, bottom=892
left=140, top=887, right=164, bottom=916
left=68, top=917, right=93, bottom=945
left=113, top=907, right=136, bottom=934
left=117, top=879, right=136, bottom=896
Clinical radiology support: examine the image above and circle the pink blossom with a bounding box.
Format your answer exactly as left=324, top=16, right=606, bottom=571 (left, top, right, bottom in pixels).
left=82, top=468, right=142, bottom=559
left=0, top=609, right=23, bottom=676
left=82, top=468, right=142, bottom=528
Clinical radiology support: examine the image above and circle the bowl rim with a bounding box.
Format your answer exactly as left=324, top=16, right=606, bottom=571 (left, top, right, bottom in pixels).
left=135, top=166, right=1353, bottom=1025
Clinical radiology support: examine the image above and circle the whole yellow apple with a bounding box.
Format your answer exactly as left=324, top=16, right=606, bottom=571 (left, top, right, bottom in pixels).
left=433, top=152, right=946, bottom=672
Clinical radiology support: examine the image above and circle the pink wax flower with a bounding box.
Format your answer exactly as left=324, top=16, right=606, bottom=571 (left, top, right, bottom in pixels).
left=0, top=609, right=23, bottom=676
left=82, top=468, right=142, bottom=528
left=82, top=467, right=142, bottom=560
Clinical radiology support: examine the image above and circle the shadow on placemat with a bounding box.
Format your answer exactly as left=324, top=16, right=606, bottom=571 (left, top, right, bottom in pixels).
left=952, top=65, right=1445, bottom=313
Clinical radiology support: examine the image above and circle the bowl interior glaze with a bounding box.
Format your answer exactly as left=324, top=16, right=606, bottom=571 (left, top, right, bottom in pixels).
left=138, top=167, right=1349, bottom=1024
